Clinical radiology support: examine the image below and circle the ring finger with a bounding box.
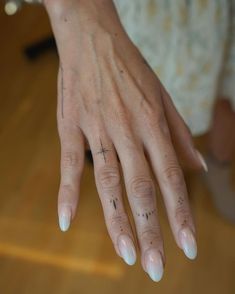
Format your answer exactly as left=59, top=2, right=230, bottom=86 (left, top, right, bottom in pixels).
left=108, top=120, right=165, bottom=282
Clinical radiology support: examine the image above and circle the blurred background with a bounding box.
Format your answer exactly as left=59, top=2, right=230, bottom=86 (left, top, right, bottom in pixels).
left=0, top=2, right=235, bottom=294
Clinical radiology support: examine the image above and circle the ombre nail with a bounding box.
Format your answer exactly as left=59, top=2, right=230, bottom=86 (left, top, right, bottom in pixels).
left=179, top=227, right=197, bottom=260
left=145, top=249, right=164, bottom=282
left=59, top=206, right=71, bottom=232
left=118, top=234, right=136, bottom=266
left=196, top=150, right=208, bottom=172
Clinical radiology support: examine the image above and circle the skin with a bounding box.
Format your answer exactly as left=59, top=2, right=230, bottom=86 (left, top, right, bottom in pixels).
left=44, top=0, right=206, bottom=281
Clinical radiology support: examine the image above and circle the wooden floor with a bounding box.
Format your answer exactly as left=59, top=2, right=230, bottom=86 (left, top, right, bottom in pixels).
left=0, top=4, right=235, bottom=294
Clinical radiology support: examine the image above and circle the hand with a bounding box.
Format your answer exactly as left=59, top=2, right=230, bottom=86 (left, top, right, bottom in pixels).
left=45, top=0, right=206, bottom=282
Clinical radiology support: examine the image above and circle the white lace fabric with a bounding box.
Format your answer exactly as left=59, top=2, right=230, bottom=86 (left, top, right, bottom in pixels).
left=113, top=0, right=235, bottom=135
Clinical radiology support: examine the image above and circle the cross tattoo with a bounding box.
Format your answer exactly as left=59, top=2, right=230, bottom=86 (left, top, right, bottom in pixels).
left=97, top=138, right=110, bottom=163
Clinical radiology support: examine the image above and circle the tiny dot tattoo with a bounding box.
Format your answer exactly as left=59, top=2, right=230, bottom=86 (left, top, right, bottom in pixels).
left=137, top=209, right=155, bottom=220
left=178, top=196, right=184, bottom=205
left=181, top=219, right=187, bottom=226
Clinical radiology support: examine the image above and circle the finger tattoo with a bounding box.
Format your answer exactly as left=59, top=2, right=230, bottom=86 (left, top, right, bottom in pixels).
left=96, top=138, right=111, bottom=163
left=109, top=195, right=119, bottom=210
left=136, top=208, right=156, bottom=221
left=177, top=196, right=184, bottom=205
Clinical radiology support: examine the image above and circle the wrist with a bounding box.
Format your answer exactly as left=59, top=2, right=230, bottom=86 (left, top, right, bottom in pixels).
left=43, top=0, right=75, bottom=17
left=44, top=0, right=111, bottom=18
left=44, top=0, right=123, bottom=40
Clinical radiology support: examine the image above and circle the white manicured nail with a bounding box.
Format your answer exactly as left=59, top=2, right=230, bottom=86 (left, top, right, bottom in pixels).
left=118, top=234, right=136, bottom=266
left=179, top=227, right=197, bottom=260
left=59, top=206, right=71, bottom=232
left=145, top=249, right=164, bottom=282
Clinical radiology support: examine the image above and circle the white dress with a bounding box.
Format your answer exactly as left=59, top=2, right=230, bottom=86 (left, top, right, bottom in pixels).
left=113, top=0, right=235, bottom=135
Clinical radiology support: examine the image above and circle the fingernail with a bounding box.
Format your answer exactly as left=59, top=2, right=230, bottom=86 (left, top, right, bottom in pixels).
left=59, top=206, right=71, bottom=232
left=117, top=234, right=136, bottom=266
left=179, top=227, right=197, bottom=260
left=145, top=249, right=164, bottom=282
left=195, top=150, right=208, bottom=172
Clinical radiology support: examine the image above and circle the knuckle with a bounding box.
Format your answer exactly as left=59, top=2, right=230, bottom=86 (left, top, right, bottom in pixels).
left=140, top=228, right=162, bottom=245
left=58, top=184, right=74, bottom=203
left=115, top=118, right=134, bottom=145
left=145, top=109, right=170, bottom=138
left=175, top=205, right=191, bottom=226
left=114, top=105, right=131, bottom=132
left=141, top=98, right=156, bottom=118
left=107, top=213, right=129, bottom=232
left=130, top=176, right=155, bottom=200
left=111, top=107, right=140, bottom=152
left=162, top=164, right=184, bottom=188
left=110, top=214, right=129, bottom=227
left=113, top=104, right=129, bottom=126
left=120, top=132, right=141, bottom=155
left=61, top=183, right=73, bottom=194
left=58, top=121, right=78, bottom=139
left=98, top=166, right=120, bottom=190
left=62, top=151, right=79, bottom=168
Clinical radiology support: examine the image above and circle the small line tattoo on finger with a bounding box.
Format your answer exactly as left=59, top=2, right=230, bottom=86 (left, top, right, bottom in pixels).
left=110, top=195, right=118, bottom=210
left=97, top=138, right=111, bottom=163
